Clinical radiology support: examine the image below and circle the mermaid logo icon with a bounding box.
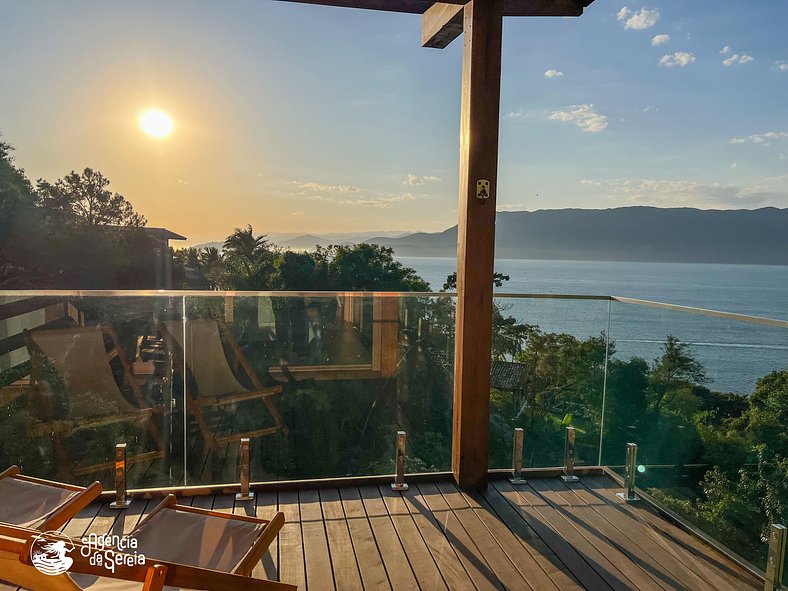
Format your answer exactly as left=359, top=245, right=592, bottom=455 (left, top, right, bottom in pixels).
left=30, top=531, right=75, bottom=576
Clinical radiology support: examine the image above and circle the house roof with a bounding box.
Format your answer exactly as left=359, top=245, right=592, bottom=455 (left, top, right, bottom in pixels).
left=277, top=0, right=593, bottom=17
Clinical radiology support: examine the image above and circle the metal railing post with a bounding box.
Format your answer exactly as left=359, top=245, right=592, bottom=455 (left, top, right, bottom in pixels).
left=235, top=438, right=254, bottom=502
left=510, top=428, right=527, bottom=484
left=110, top=443, right=131, bottom=509
left=765, top=524, right=786, bottom=591
left=561, top=426, right=580, bottom=483
left=616, top=443, right=640, bottom=503
left=391, top=431, right=409, bottom=491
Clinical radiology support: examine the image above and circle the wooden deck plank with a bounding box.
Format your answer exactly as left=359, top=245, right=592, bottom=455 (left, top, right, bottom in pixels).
left=551, top=478, right=725, bottom=591
left=278, top=490, right=307, bottom=590
left=339, top=487, right=392, bottom=591
left=244, top=491, right=280, bottom=582
left=395, top=483, right=481, bottom=591
left=536, top=478, right=682, bottom=591
left=531, top=478, right=669, bottom=591
left=492, top=480, right=614, bottom=591
left=299, top=489, right=336, bottom=591
left=358, top=485, right=419, bottom=590
left=585, top=476, right=761, bottom=591
left=477, top=485, right=583, bottom=591
left=434, top=481, right=534, bottom=591
left=416, top=482, right=505, bottom=591
left=377, top=485, right=449, bottom=591
left=319, top=488, right=363, bottom=591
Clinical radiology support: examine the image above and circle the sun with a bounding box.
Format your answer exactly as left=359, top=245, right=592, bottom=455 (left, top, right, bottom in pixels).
left=139, top=109, right=174, bottom=138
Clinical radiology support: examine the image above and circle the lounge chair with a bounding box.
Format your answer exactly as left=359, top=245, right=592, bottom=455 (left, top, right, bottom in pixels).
left=160, top=319, right=287, bottom=451
left=0, top=522, right=296, bottom=590
left=24, top=325, right=165, bottom=476
left=0, top=465, right=101, bottom=532
left=128, top=494, right=285, bottom=577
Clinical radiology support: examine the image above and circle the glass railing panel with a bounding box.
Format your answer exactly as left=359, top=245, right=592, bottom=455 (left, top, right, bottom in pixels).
left=0, top=293, right=182, bottom=490
left=488, top=295, right=612, bottom=470
left=603, top=299, right=788, bottom=578
left=180, top=293, right=455, bottom=485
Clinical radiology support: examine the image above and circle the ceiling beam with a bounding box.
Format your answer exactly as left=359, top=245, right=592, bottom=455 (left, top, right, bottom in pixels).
left=276, top=0, right=592, bottom=17
left=422, top=3, right=464, bottom=48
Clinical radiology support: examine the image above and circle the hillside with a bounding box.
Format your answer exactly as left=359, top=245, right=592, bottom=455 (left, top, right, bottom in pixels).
left=365, top=207, right=788, bottom=264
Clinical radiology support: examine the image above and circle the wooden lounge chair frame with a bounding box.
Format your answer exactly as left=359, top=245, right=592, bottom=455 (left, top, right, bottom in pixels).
left=0, top=465, right=101, bottom=532
left=133, top=494, right=285, bottom=577
left=0, top=522, right=296, bottom=591
left=24, top=325, right=165, bottom=476
left=160, top=319, right=288, bottom=451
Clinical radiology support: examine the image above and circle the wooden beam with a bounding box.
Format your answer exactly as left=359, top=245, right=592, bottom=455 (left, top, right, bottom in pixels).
left=422, top=3, right=464, bottom=48
left=452, top=0, right=503, bottom=489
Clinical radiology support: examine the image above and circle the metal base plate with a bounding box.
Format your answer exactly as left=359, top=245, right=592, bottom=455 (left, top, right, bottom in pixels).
left=391, top=483, right=409, bottom=491
left=561, top=475, right=580, bottom=483
left=110, top=500, right=132, bottom=509
left=509, top=477, right=528, bottom=485
left=616, top=492, right=639, bottom=503
left=235, top=493, right=255, bottom=502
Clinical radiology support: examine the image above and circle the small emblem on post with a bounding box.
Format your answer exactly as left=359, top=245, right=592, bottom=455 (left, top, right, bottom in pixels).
left=476, top=179, right=490, bottom=200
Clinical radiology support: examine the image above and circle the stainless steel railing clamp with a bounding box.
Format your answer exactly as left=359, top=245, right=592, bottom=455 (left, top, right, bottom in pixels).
left=616, top=443, right=640, bottom=503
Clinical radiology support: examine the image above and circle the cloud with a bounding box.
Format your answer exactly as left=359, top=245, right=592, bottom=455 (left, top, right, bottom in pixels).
left=658, top=52, right=696, bottom=68
left=617, top=6, right=660, bottom=30
left=730, top=131, right=788, bottom=146
left=292, top=181, right=360, bottom=193
left=403, top=174, right=440, bottom=186
left=730, top=162, right=737, bottom=169
left=580, top=179, right=602, bottom=186
left=504, top=109, right=525, bottom=119
left=548, top=104, right=608, bottom=133
left=291, top=211, right=304, bottom=216
left=339, top=192, right=417, bottom=209
left=721, top=49, right=754, bottom=66
left=177, top=178, right=189, bottom=185
left=651, top=34, right=670, bottom=46
left=497, top=203, right=528, bottom=212
left=544, top=69, right=564, bottom=79
left=777, top=61, right=788, bottom=71
left=590, top=177, right=788, bottom=208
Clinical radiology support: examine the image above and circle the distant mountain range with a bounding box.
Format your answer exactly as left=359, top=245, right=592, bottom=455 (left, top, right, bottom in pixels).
left=192, top=207, right=788, bottom=265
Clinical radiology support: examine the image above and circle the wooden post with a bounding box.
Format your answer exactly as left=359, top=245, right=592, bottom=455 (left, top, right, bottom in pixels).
left=452, top=0, right=503, bottom=489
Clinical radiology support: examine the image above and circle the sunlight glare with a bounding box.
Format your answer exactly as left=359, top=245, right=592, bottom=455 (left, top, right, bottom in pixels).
left=139, top=109, right=174, bottom=138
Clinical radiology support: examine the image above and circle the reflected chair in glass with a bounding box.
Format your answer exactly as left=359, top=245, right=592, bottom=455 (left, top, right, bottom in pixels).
left=24, top=325, right=165, bottom=477
left=160, top=319, right=288, bottom=453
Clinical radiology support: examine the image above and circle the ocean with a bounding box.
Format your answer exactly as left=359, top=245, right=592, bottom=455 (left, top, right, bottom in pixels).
left=397, top=258, right=788, bottom=395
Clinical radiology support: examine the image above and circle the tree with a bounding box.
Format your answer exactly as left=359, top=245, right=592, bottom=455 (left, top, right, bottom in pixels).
left=37, top=168, right=146, bottom=227
left=221, top=226, right=279, bottom=290
left=443, top=271, right=510, bottom=291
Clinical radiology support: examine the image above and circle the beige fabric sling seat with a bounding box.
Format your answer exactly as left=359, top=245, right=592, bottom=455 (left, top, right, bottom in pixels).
left=160, top=319, right=287, bottom=451
left=0, top=466, right=101, bottom=532
left=0, top=522, right=295, bottom=591
left=128, top=494, right=285, bottom=577
left=25, top=325, right=165, bottom=476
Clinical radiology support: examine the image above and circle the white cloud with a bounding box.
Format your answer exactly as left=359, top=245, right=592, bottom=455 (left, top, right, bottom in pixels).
left=651, top=34, right=670, bottom=46
left=544, top=69, right=564, bottom=79
left=403, top=174, right=440, bottom=186
left=177, top=178, right=189, bottom=185
left=291, top=211, right=304, bottom=216
left=730, top=131, right=788, bottom=146
left=580, top=179, right=602, bottom=186
left=658, top=52, right=696, bottom=68
left=548, top=104, right=608, bottom=133
left=292, top=181, right=360, bottom=193
left=777, top=62, right=788, bottom=72
left=617, top=6, right=660, bottom=30
left=722, top=51, right=754, bottom=66
left=504, top=109, right=525, bottom=119
left=496, top=203, right=528, bottom=212
left=340, top=192, right=417, bottom=209
left=590, top=177, right=788, bottom=207
left=730, top=162, right=737, bottom=169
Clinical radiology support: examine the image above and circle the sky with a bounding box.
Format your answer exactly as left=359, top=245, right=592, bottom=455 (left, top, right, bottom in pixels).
left=1, top=0, right=787, bottom=245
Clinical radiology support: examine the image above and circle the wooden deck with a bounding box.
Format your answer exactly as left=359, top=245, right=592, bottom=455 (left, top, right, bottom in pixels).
left=3, top=475, right=762, bottom=591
